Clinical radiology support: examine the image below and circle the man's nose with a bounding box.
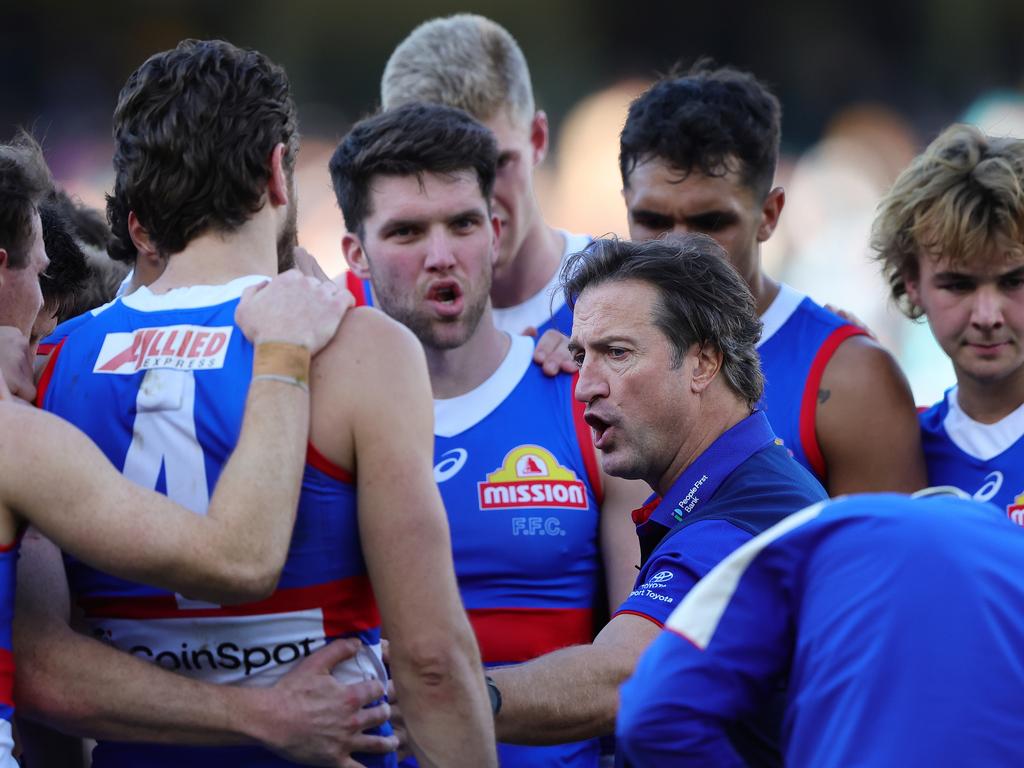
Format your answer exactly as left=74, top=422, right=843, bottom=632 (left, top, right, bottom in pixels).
left=574, top=357, right=609, bottom=404
left=424, top=230, right=457, bottom=271
left=971, top=285, right=1005, bottom=330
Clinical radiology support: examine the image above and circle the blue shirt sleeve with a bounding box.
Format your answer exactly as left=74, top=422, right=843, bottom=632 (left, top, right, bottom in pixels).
left=617, top=523, right=796, bottom=767
left=614, top=520, right=752, bottom=626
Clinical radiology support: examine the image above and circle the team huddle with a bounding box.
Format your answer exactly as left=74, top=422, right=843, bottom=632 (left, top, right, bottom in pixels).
left=1, top=12, right=1023, bottom=768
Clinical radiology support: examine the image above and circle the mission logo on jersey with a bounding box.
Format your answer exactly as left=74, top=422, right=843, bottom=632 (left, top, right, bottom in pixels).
left=93, top=325, right=234, bottom=374
left=1009, top=492, right=1024, bottom=526
left=477, top=445, right=588, bottom=511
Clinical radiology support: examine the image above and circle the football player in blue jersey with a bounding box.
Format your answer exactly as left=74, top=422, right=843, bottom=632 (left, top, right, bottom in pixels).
left=872, top=125, right=1024, bottom=520
left=14, top=39, right=495, bottom=768
left=376, top=14, right=585, bottom=355
left=618, top=491, right=1024, bottom=767
left=619, top=61, right=925, bottom=496
left=330, top=102, right=648, bottom=768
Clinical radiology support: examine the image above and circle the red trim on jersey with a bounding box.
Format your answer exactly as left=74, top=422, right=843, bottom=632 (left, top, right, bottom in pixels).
left=35, top=342, right=56, bottom=356
left=34, top=338, right=66, bottom=408
left=468, top=606, right=594, bottom=664
left=306, top=442, right=355, bottom=484
left=77, top=574, right=378, bottom=631
left=798, top=325, right=866, bottom=481
left=612, top=609, right=664, bottom=629
left=345, top=271, right=370, bottom=307
left=0, top=648, right=13, bottom=708
left=571, top=373, right=603, bottom=506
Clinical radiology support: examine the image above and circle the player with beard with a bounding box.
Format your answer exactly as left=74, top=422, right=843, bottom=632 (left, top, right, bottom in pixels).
left=343, top=14, right=584, bottom=355
left=329, top=102, right=647, bottom=768
left=873, top=125, right=1024, bottom=517
left=18, top=40, right=495, bottom=768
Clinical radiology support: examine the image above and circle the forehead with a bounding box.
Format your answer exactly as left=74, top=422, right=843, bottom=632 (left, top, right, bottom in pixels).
left=572, top=278, right=662, bottom=342
left=625, top=156, right=755, bottom=211
left=919, top=239, right=1024, bottom=277
left=365, top=170, right=486, bottom=223
left=482, top=110, right=530, bottom=149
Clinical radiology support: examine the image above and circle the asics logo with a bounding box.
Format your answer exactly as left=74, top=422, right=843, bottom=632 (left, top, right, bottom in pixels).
left=434, top=449, right=468, bottom=483
left=974, top=471, right=1004, bottom=503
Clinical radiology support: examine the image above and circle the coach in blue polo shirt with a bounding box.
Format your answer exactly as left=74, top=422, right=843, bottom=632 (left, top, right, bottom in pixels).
left=484, top=235, right=825, bottom=765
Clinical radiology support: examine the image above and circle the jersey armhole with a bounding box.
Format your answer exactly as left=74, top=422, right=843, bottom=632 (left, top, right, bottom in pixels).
left=306, top=442, right=355, bottom=485
left=571, top=372, right=604, bottom=505
left=798, top=325, right=867, bottom=481
left=34, top=338, right=66, bottom=409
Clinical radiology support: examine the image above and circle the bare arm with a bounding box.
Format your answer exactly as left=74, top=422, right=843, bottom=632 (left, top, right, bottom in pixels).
left=817, top=336, right=926, bottom=495
left=13, top=531, right=397, bottom=764
left=3, top=271, right=351, bottom=603
left=312, top=309, right=496, bottom=768
left=599, top=471, right=647, bottom=610
left=489, top=612, right=661, bottom=744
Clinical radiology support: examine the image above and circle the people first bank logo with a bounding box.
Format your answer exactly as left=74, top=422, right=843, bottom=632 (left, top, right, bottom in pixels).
left=478, top=445, right=588, bottom=511
left=93, top=325, right=234, bottom=374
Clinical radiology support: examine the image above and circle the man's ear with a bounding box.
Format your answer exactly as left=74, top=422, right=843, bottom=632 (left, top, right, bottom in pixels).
left=690, top=342, right=724, bottom=394
left=127, top=211, right=157, bottom=255
left=0, top=248, right=7, bottom=288
left=529, top=111, right=550, bottom=166
left=342, top=232, right=371, bottom=279
left=756, top=186, right=785, bottom=243
left=489, top=213, right=502, bottom=265
left=267, top=142, right=290, bottom=208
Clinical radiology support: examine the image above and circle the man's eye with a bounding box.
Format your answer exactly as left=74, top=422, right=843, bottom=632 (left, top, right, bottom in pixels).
left=939, top=280, right=972, bottom=293
left=572, top=352, right=585, bottom=367
left=608, top=347, right=627, bottom=359
left=632, top=213, right=671, bottom=231
left=1000, top=275, right=1024, bottom=290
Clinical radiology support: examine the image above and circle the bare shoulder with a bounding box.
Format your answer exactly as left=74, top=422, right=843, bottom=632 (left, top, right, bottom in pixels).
left=309, top=307, right=431, bottom=468
left=820, top=334, right=912, bottom=401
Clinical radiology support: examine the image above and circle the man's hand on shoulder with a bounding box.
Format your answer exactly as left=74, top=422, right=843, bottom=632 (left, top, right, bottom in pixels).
left=250, top=638, right=398, bottom=766
left=0, top=327, right=35, bottom=403
left=532, top=329, right=576, bottom=377
left=236, top=269, right=353, bottom=353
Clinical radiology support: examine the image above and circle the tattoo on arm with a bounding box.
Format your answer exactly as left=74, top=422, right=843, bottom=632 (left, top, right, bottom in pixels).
left=818, top=388, right=831, bottom=405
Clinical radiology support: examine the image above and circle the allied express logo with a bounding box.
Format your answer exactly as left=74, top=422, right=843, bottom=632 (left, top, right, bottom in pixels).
left=94, top=325, right=233, bottom=374
left=478, top=445, right=588, bottom=510
left=1008, top=492, right=1024, bottom=527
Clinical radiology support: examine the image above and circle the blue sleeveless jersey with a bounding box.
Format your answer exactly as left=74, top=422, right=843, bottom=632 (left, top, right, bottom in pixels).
left=757, top=283, right=865, bottom=484
left=431, top=334, right=603, bottom=767
left=347, top=231, right=588, bottom=338
left=920, top=386, right=1024, bottom=524
left=38, top=276, right=392, bottom=767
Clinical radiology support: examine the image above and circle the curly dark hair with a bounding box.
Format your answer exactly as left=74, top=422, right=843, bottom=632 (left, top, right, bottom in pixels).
left=111, top=39, right=298, bottom=257
left=619, top=60, right=781, bottom=200
left=0, top=131, right=52, bottom=269
left=39, top=193, right=91, bottom=320
left=562, top=234, right=764, bottom=409
left=328, top=102, right=497, bottom=236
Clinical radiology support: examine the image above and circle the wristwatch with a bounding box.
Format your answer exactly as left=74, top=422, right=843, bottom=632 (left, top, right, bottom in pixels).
left=485, top=675, right=502, bottom=716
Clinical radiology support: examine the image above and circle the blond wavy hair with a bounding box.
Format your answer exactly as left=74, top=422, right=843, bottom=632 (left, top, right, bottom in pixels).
left=381, top=14, right=535, bottom=127
left=871, top=124, right=1024, bottom=318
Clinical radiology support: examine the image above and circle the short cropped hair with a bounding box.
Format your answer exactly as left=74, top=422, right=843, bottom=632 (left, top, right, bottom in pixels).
left=562, top=235, right=764, bottom=408
left=329, top=102, right=498, bottom=235
left=872, top=124, right=1024, bottom=318
left=0, top=132, right=53, bottom=269
left=111, top=39, right=298, bottom=257
left=620, top=61, right=781, bottom=200
left=381, top=14, right=535, bottom=126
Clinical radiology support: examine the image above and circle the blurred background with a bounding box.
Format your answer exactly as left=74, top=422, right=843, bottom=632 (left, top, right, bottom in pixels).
left=5, top=0, right=1024, bottom=403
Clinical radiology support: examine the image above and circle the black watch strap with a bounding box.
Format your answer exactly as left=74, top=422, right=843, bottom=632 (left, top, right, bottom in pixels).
left=486, top=674, right=502, bottom=716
